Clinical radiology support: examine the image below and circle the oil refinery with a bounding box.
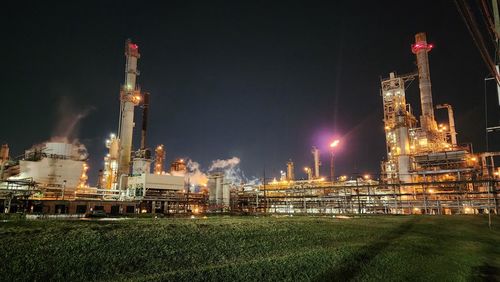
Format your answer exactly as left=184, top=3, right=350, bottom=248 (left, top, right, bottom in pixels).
left=0, top=32, right=499, bottom=216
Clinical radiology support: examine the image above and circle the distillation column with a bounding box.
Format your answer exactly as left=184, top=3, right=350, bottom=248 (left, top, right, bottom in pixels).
left=381, top=72, right=415, bottom=183
left=412, top=32, right=437, bottom=133
left=117, top=39, right=141, bottom=185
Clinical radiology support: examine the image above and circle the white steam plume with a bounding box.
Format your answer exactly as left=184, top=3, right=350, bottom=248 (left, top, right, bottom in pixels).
left=186, top=160, right=208, bottom=186
left=208, top=157, right=240, bottom=171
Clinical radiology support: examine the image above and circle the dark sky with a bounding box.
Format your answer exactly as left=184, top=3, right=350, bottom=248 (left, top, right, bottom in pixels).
left=2, top=1, right=499, bottom=183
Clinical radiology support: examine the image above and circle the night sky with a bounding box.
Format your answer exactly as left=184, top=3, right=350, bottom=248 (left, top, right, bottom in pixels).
left=2, top=1, right=499, bottom=184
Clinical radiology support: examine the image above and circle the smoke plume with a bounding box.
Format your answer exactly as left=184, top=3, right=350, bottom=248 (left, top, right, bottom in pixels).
left=52, top=96, right=95, bottom=142
left=186, top=160, right=208, bottom=186
left=208, top=157, right=240, bottom=171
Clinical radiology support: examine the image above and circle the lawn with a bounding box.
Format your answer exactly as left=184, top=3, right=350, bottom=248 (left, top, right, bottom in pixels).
left=0, top=215, right=499, bottom=281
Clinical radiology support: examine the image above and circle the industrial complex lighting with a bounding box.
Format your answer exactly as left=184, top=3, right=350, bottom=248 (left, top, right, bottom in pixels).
left=330, top=140, right=340, bottom=148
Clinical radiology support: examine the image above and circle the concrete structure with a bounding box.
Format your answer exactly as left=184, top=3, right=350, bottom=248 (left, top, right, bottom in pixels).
left=208, top=173, right=230, bottom=209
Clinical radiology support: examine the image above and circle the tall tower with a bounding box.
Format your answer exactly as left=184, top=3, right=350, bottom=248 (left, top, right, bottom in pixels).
left=117, top=39, right=142, bottom=183
left=311, top=146, right=320, bottom=179
left=412, top=32, right=437, bottom=133
left=286, top=160, right=295, bottom=181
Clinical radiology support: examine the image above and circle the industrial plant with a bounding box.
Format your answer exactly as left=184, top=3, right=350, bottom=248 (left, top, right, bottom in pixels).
left=0, top=32, right=499, bottom=217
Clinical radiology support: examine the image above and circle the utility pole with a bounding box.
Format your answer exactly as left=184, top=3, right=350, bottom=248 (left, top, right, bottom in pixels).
left=493, top=0, right=500, bottom=57
left=356, top=177, right=361, bottom=214
left=330, top=151, right=335, bottom=182
left=263, top=169, right=267, bottom=214
left=491, top=0, right=500, bottom=104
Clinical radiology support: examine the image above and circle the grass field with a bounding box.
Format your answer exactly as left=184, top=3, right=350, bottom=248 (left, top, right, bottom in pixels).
left=0, top=215, right=499, bottom=281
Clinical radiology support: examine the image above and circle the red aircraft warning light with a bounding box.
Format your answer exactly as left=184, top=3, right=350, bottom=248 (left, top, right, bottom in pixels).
left=411, top=41, right=433, bottom=54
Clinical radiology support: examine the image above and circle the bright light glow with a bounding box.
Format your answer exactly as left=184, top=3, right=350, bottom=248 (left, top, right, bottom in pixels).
left=419, top=138, right=428, bottom=147
left=330, top=140, right=340, bottom=148
left=428, top=189, right=434, bottom=193
left=412, top=41, right=433, bottom=53
left=363, top=174, right=370, bottom=180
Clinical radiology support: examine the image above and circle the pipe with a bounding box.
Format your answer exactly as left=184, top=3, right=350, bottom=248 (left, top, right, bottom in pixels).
left=140, top=92, right=150, bottom=150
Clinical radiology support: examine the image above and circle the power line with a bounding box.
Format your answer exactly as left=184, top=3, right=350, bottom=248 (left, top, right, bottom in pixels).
left=455, top=0, right=500, bottom=85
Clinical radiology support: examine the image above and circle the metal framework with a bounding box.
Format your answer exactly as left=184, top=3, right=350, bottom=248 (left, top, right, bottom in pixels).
left=235, top=179, right=500, bottom=215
